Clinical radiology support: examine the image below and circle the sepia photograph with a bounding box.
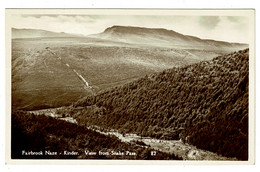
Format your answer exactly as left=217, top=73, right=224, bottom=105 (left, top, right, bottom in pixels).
left=5, top=9, right=255, bottom=164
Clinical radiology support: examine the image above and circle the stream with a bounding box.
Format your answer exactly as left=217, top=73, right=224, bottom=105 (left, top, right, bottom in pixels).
left=28, top=108, right=237, bottom=160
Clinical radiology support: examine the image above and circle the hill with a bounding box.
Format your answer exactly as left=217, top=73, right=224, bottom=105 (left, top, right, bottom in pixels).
left=12, top=37, right=207, bottom=110
left=12, top=28, right=82, bottom=39
left=12, top=35, right=230, bottom=110
left=67, top=49, right=249, bottom=160
left=12, top=26, right=248, bottom=110
left=90, top=25, right=248, bottom=50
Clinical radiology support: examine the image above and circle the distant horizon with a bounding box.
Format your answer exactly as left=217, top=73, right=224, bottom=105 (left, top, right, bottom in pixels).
left=12, top=25, right=248, bottom=45
left=10, top=14, right=250, bottom=44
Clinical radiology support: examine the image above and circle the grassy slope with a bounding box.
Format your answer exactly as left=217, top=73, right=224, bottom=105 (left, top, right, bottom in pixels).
left=12, top=37, right=225, bottom=110
left=69, top=49, right=249, bottom=160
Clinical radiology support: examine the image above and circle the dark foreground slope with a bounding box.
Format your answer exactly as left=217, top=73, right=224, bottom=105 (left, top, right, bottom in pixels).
left=11, top=111, right=180, bottom=160
left=71, top=49, right=249, bottom=160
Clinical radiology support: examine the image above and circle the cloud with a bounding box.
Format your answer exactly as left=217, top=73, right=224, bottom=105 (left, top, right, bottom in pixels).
left=199, top=16, right=220, bottom=30
left=226, top=16, right=241, bottom=22
left=11, top=15, right=94, bottom=35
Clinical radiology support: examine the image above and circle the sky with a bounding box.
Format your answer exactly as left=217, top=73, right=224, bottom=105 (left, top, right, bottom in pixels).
left=10, top=14, right=250, bottom=43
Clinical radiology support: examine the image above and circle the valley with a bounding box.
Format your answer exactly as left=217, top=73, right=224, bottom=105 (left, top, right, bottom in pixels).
left=11, top=26, right=249, bottom=160
left=64, top=49, right=249, bottom=160
left=27, top=107, right=236, bottom=160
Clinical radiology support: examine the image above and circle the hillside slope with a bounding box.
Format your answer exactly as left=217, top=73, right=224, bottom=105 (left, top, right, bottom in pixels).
left=12, top=37, right=208, bottom=110
left=70, top=49, right=249, bottom=160
left=12, top=33, right=231, bottom=110
left=90, top=25, right=248, bottom=50
left=12, top=26, right=248, bottom=111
